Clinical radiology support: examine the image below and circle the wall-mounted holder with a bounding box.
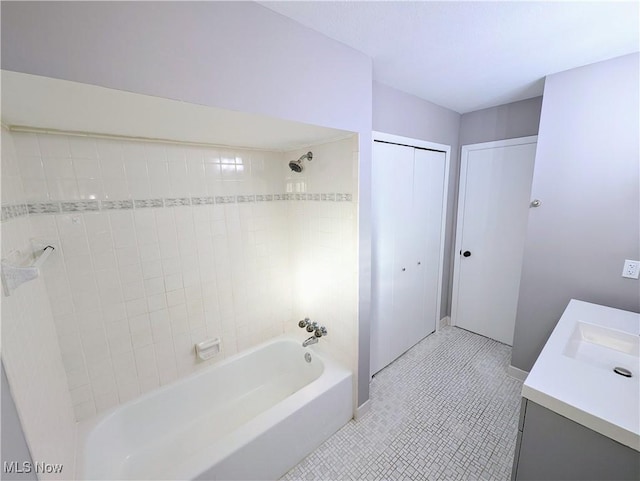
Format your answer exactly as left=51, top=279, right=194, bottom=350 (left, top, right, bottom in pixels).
left=1, top=245, right=55, bottom=297
left=195, top=338, right=221, bottom=361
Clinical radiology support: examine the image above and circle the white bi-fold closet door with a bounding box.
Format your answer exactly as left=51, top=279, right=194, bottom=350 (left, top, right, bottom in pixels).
left=371, top=134, right=448, bottom=376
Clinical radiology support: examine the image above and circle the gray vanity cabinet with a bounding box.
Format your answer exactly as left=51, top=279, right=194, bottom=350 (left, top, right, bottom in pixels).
left=511, top=399, right=639, bottom=481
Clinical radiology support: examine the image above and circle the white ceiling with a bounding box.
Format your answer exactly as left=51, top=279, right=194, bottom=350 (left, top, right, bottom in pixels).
left=261, top=1, right=640, bottom=113
left=1, top=71, right=351, bottom=151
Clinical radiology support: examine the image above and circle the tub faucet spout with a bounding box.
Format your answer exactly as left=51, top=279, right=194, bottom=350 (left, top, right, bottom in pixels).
left=302, top=336, right=318, bottom=347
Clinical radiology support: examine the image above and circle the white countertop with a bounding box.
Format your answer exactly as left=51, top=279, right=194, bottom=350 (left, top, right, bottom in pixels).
left=522, top=299, right=640, bottom=451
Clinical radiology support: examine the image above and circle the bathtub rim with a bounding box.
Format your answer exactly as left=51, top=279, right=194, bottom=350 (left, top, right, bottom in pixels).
left=75, top=333, right=352, bottom=480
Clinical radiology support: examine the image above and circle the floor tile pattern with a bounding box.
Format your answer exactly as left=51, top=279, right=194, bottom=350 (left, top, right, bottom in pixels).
left=282, top=327, right=523, bottom=481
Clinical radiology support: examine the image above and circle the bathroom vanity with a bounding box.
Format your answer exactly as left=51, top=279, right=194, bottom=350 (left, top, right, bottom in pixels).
left=511, top=300, right=640, bottom=481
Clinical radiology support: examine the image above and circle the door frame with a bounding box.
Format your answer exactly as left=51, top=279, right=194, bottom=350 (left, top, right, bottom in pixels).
left=451, top=135, right=538, bottom=332
left=371, top=131, right=451, bottom=342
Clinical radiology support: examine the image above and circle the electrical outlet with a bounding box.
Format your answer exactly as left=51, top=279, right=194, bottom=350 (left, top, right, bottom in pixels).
left=622, top=259, right=639, bottom=279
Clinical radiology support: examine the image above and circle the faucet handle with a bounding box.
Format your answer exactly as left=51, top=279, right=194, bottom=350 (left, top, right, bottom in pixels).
left=306, top=321, right=318, bottom=333
left=298, top=317, right=310, bottom=328
left=314, top=326, right=328, bottom=338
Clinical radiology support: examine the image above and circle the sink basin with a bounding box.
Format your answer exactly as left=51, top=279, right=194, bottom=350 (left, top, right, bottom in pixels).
left=523, top=300, right=639, bottom=451
left=564, top=321, right=639, bottom=374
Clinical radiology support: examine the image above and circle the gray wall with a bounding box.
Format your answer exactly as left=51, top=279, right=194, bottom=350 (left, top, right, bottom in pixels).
left=1, top=363, right=36, bottom=481
left=459, top=97, right=542, bottom=146
left=372, top=81, right=461, bottom=320
left=0, top=1, right=371, bottom=134
left=415, top=95, right=542, bottom=319
left=512, top=53, right=640, bottom=371
left=1, top=1, right=373, bottom=407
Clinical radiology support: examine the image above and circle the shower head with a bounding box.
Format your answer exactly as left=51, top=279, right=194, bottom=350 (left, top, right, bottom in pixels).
left=289, top=152, right=313, bottom=173
left=289, top=160, right=303, bottom=173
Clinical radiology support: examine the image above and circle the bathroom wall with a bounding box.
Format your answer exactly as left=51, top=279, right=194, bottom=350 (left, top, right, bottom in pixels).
left=458, top=96, right=543, bottom=146
left=1, top=127, right=77, bottom=479
left=512, top=53, right=640, bottom=371
left=0, top=2, right=371, bottom=135
left=12, top=130, right=347, bottom=421
left=456, top=97, right=543, bottom=310
left=372, top=81, right=461, bottom=321
left=35, top=133, right=289, bottom=419
left=285, top=137, right=359, bottom=374
left=1, top=0, right=374, bottom=408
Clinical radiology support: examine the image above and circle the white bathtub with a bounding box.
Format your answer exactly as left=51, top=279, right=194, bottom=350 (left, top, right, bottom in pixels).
left=76, top=336, right=353, bottom=480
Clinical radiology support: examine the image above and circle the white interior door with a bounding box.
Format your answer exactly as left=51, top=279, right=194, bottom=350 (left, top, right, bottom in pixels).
left=452, top=137, right=537, bottom=345
left=371, top=139, right=447, bottom=375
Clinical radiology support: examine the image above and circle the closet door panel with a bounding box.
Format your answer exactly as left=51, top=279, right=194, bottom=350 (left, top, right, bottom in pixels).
left=412, top=149, right=447, bottom=336
left=371, top=139, right=448, bottom=376
left=371, top=141, right=414, bottom=374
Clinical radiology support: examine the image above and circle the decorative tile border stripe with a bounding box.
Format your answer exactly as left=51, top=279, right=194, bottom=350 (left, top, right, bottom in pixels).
left=4, top=193, right=354, bottom=220
left=191, top=196, right=215, bottom=205
left=215, top=196, right=236, bottom=204
left=28, top=202, right=61, bottom=214
left=61, top=201, right=100, bottom=212
left=134, top=199, right=164, bottom=209
left=336, top=193, right=353, bottom=202
left=1, top=203, right=29, bottom=222
left=164, top=198, right=191, bottom=207
left=101, top=200, right=133, bottom=210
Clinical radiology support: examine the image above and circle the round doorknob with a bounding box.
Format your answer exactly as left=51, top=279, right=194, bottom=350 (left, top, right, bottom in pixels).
left=462, top=251, right=471, bottom=257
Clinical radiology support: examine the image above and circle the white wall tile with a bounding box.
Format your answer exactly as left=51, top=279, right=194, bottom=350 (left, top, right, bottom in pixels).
left=103, top=179, right=130, bottom=199
left=168, top=159, right=189, bottom=197
left=74, top=400, right=97, bottom=422
left=96, top=139, right=123, bottom=162
left=22, top=179, right=49, bottom=201
left=8, top=131, right=359, bottom=431
left=44, top=156, right=75, bottom=179
left=121, top=141, right=147, bottom=162
left=77, top=178, right=104, bottom=200
left=69, top=137, right=99, bottom=159
left=2, top=128, right=76, bottom=480
left=70, top=384, right=93, bottom=405
left=94, top=391, right=119, bottom=412
left=130, top=313, right=153, bottom=348
left=147, top=293, right=167, bottom=312
left=147, top=160, right=171, bottom=198
left=141, top=259, right=163, bottom=280
left=18, top=155, right=46, bottom=180
left=38, top=134, right=71, bottom=158
left=119, top=263, right=143, bottom=286
left=126, top=298, right=148, bottom=318
left=73, top=157, right=101, bottom=178
left=12, top=132, right=41, bottom=157
left=101, top=156, right=126, bottom=179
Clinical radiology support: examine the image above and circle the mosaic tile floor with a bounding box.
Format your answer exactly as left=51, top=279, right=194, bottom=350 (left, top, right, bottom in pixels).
left=282, top=326, right=523, bottom=481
